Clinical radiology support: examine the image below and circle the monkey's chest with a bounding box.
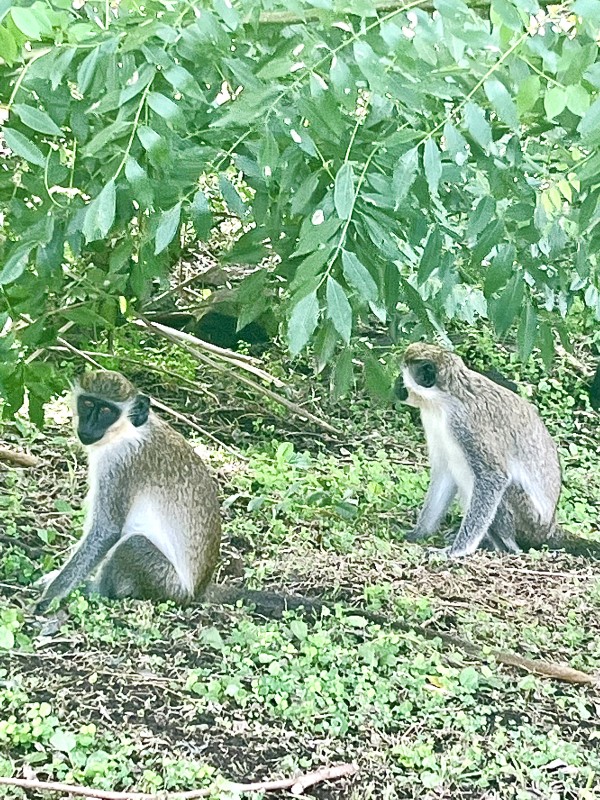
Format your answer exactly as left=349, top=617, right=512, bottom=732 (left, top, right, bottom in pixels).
left=420, top=407, right=474, bottom=503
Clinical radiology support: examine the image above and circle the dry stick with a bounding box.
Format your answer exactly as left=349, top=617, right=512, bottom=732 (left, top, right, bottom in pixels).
left=374, top=614, right=598, bottom=687
left=56, top=339, right=239, bottom=456
left=136, top=316, right=270, bottom=372
left=0, top=447, right=39, bottom=468
left=138, top=318, right=342, bottom=436
left=0, top=763, right=358, bottom=800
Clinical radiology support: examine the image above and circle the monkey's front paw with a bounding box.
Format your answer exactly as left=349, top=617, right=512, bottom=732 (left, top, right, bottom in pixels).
left=425, top=545, right=451, bottom=561
left=405, top=528, right=426, bottom=543
left=33, top=569, right=60, bottom=590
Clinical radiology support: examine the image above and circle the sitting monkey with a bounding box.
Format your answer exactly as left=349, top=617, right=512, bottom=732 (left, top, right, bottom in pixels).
left=395, top=343, right=563, bottom=557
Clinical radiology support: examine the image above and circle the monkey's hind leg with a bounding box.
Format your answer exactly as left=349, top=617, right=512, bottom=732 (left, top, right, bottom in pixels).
left=92, top=535, right=191, bottom=604
left=488, top=500, right=521, bottom=554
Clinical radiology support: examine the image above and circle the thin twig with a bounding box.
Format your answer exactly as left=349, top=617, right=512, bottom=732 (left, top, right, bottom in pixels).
left=0, top=763, right=358, bottom=799
left=136, top=317, right=283, bottom=384
left=138, top=320, right=342, bottom=436
left=0, top=447, right=39, bottom=468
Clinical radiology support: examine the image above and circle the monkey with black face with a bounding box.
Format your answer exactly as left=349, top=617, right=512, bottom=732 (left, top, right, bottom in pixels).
left=35, top=370, right=221, bottom=611
left=395, top=343, right=562, bottom=558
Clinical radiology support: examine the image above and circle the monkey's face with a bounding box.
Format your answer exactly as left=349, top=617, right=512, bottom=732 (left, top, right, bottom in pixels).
left=76, top=395, right=122, bottom=445
left=395, top=344, right=450, bottom=406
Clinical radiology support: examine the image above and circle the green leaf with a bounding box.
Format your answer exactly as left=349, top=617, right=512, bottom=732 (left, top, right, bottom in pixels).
left=82, top=121, right=129, bottom=158
left=392, top=147, right=419, bottom=209
left=218, top=174, right=247, bottom=217
left=10, top=6, right=47, bottom=39
left=288, top=291, right=319, bottom=355
left=400, top=278, right=433, bottom=331
left=49, top=730, right=77, bottom=753
left=492, top=271, right=524, bottom=335
left=2, top=128, right=45, bottom=166
left=341, top=250, right=377, bottom=302
left=291, top=172, right=322, bottom=216
left=423, top=138, right=442, bottom=196
left=0, top=244, right=33, bottom=285
left=544, top=86, right=567, bottom=119
left=464, top=102, right=492, bottom=150
left=154, top=202, right=182, bottom=254
left=566, top=84, right=590, bottom=117
left=12, top=104, right=62, bottom=136
left=483, top=243, right=515, bottom=297
left=467, top=196, right=496, bottom=239
left=459, top=666, right=480, bottom=691
left=364, top=353, right=390, bottom=400
left=516, top=75, right=541, bottom=115
left=484, top=78, right=519, bottom=130
left=326, top=276, right=352, bottom=344
left=124, top=157, right=154, bottom=208
left=417, top=227, right=442, bottom=284
left=147, top=91, right=181, bottom=124
left=334, top=162, right=355, bottom=220
left=190, top=190, right=213, bottom=240
left=0, top=26, right=18, bottom=64
left=332, top=348, right=354, bottom=399
left=577, top=97, right=600, bottom=142
left=0, top=625, right=14, bottom=650
left=517, top=301, right=537, bottom=360
left=537, top=321, right=555, bottom=369
left=82, top=180, right=116, bottom=243
left=77, top=47, right=100, bottom=95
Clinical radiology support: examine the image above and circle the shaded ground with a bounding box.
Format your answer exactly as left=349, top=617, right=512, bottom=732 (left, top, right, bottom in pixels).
left=1, top=343, right=600, bottom=799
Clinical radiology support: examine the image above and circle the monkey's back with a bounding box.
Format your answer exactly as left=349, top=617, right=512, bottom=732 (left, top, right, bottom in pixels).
left=120, top=414, right=221, bottom=597
left=458, top=367, right=561, bottom=543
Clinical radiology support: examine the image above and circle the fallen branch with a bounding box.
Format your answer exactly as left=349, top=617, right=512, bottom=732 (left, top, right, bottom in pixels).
left=0, top=447, right=39, bottom=468
left=0, top=763, right=358, bottom=799
left=136, top=317, right=283, bottom=384
left=137, top=317, right=342, bottom=436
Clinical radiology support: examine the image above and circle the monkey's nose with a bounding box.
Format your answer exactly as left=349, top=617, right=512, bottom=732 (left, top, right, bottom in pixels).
left=78, top=431, right=102, bottom=445
left=393, top=375, right=408, bottom=402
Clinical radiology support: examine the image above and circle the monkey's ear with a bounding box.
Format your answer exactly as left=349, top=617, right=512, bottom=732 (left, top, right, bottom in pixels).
left=130, top=394, right=151, bottom=427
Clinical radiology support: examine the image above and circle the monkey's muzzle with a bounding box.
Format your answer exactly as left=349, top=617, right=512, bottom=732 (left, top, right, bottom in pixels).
left=393, top=374, right=409, bottom=402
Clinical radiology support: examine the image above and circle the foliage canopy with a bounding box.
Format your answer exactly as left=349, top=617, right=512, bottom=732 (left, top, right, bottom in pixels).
left=0, top=0, right=600, bottom=417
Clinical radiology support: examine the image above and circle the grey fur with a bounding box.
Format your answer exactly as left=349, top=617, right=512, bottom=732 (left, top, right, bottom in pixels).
left=35, top=371, right=220, bottom=611
left=400, top=344, right=561, bottom=558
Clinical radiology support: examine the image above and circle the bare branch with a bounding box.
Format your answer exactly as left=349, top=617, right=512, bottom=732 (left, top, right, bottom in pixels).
left=0, top=763, right=358, bottom=799
left=0, top=447, right=39, bottom=468
left=137, top=319, right=342, bottom=436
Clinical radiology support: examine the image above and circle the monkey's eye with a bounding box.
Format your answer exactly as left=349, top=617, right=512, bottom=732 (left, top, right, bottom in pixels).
left=82, top=399, right=94, bottom=409
left=99, top=405, right=113, bottom=415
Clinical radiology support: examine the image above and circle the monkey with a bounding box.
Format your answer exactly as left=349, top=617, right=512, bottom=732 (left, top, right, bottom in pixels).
left=590, top=362, right=600, bottom=411
left=31, top=370, right=599, bottom=688
left=395, top=343, right=563, bottom=558
left=33, top=370, right=333, bottom=617
left=35, top=370, right=222, bottom=612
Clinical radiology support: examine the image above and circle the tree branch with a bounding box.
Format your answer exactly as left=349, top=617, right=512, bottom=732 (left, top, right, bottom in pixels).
left=0, top=447, right=39, bottom=468
left=0, top=763, right=358, bottom=799
left=136, top=318, right=342, bottom=436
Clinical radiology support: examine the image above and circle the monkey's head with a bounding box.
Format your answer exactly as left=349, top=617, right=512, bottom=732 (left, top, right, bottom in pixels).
left=395, top=343, right=464, bottom=406
left=73, top=370, right=151, bottom=446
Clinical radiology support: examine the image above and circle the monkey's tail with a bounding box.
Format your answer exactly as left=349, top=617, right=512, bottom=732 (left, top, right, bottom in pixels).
left=203, top=584, right=327, bottom=619
left=545, top=528, right=600, bottom=559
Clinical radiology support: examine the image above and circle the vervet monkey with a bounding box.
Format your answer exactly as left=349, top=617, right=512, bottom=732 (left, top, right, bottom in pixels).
left=32, top=369, right=597, bottom=688
left=395, top=343, right=562, bottom=557
left=35, top=370, right=221, bottom=611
